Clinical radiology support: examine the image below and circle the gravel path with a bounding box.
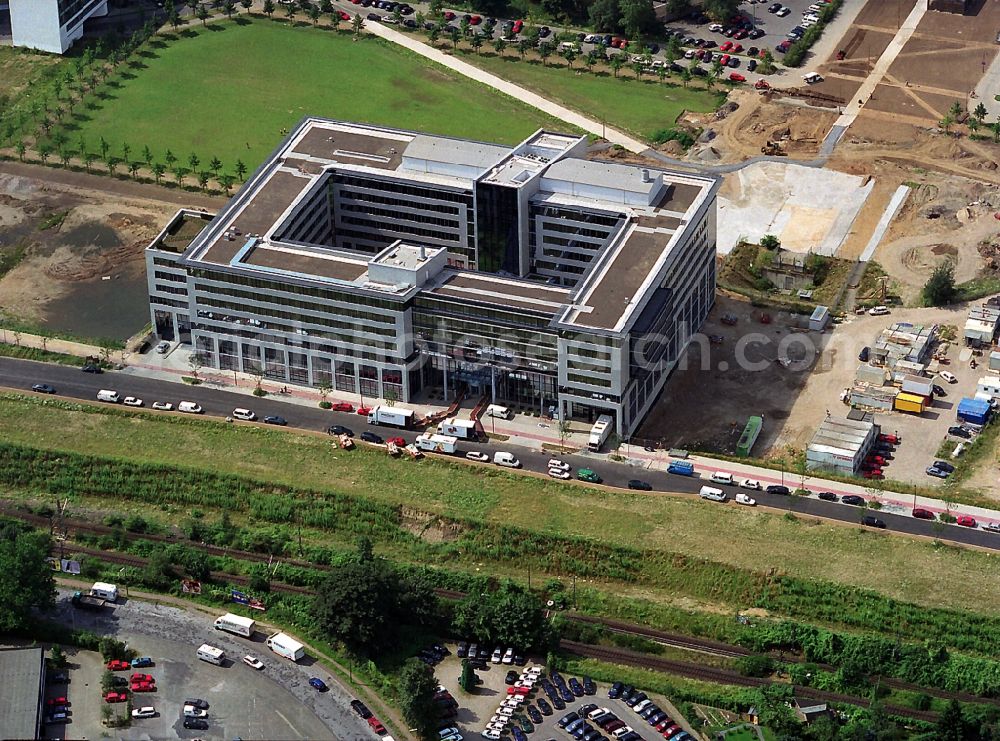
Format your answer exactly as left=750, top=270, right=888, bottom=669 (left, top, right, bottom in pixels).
left=53, top=586, right=375, bottom=740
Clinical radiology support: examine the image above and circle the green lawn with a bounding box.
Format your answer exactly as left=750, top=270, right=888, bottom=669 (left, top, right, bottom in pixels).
left=453, top=49, right=725, bottom=140
left=2, top=394, right=1000, bottom=622
left=68, top=19, right=565, bottom=174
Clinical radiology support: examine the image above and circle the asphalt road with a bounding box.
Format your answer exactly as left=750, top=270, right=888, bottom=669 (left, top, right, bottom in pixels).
left=5, top=356, right=1000, bottom=552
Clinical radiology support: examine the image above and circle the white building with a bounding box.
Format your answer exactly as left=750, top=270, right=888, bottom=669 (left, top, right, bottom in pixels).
left=146, top=119, right=720, bottom=438
left=7, top=0, right=107, bottom=54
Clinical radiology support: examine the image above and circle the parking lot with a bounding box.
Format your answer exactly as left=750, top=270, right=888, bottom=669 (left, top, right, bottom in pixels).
left=44, top=588, right=371, bottom=740
left=435, top=645, right=695, bottom=741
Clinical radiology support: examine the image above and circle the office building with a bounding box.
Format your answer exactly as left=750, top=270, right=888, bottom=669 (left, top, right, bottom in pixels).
left=0, top=646, right=46, bottom=740
left=5, top=0, right=107, bottom=54
left=147, top=118, right=719, bottom=437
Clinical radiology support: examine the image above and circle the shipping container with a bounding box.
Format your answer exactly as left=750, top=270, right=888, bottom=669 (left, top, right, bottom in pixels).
left=894, top=392, right=926, bottom=414
left=901, top=374, right=933, bottom=398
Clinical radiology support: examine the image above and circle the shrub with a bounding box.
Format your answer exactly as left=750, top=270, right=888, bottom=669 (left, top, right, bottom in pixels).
left=319, top=400, right=332, bottom=409
left=651, top=127, right=695, bottom=149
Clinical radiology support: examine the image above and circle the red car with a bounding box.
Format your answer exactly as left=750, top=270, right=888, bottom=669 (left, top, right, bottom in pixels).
left=734, top=28, right=748, bottom=39
left=956, top=515, right=978, bottom=528
left=387, top=436, right=406, bottom=446
left=719, top=54, right=730, bottom=65
left=339, top=10, right=350, bottom=20
left=107, top=660, right=130, bottom=671
left=912, top=508, right=935, bottom=519
left=47, top=697, right=68, bottom=707
left=130, top=673, right=155, bottom=684
left=131, top=682, right=155, bottom=692
left=356, top=406, right=371, bottom=416
left=105, top=691, right=127, bottom=703
left=867, top=455, right=886, bottom=465
left=512, top=19, right=523, bottom=33
left=368, top=716, right=387, bottom=734
left=443, top=10, right=455, bottom=19
left=330, top=402, right=354, bottom=412
left=719, top=40, right=732, bottom=51
left=878, top=433, right=900, bottom=444
left=732, top=43, right=743, bottom=53
left=469, top=14, right=481, bottom=24
left=728, top=72, right=746, bottom=82
left=695, top=49, right=706, bottom=59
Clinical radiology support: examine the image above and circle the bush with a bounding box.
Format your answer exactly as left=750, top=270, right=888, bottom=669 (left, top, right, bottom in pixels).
left=651, top=127, right=695, bottom=149
left=319, top=400, right=332, bottom=409
left=737, top=653, right=775, bottom=677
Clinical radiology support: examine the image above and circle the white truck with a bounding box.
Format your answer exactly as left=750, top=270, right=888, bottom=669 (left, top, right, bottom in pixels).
left=437, top=417, right=477, bottom=440
left=588, top=415, right=614, bottom=452
left=415, top=433, right=458, bottom=454
left=367, top=406, right=414, bottom=428
left=266, top=632, right=305, bottom=662
left=214, top=613, right=256, bottom=638
left=90, top=582, right=119, bottom=602
left=196, top=644, right=225, bottom=665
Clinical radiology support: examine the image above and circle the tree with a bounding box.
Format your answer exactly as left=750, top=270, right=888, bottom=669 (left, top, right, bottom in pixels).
left=164, top=148, right=177, bottom=169
left=209, top=156, right=223, bottom=177
left=760, top=234, right=780, bottom=250
left=517, top=38, right=530, bottom=59
left=235, top=158, right=247, bottom=181
left=923, top=261, right=956, bottom=306
left=308, top=6, right=321, bottom=24
left=224, top=0, right=236, bottom=18
left=711, top=59, right=724, bottom=79
left=680, top=67, right=691, bottom=88
left=129, top=161, right=141, bottom=179
left=937, top=699, right=968, bottom=741
left=538, top=41, right=553, bottom=66
left=220, top=173, right=235, bottom=193
left=284, top=2, right=297, bottom=20
left=0, top=523, right=56, bottom=632
left=311, top=559, right=437, bottom=656
left=973, top=101, right=988, bottom=124
left=152, top=162, right=166, bottom=184
left=631, top=58, right=644, bottom=79
left=610, top=54, right=623, bottom=77
left=106, top=156, right=120, bottom=176
left=38, top=143, right=53, bottom=164
left=263, top=0, right=275, bottom=16
left=703, top=0, right=741, bottom=20
left=939, top=113, right=954, bottom=133
left=620, top=0, right=657, bottom=39
left=352, top=12, right=365, bottom=37
left=241, top=0, right=253, bottom=12
left=197, top=3, right=210, bottom=24
left=452, top=581, right=551, bottom=650
left=458, top=658, right=478, bottom=693
left=665, top=0, right=690, bottom=15
left=173, top=166, right=190, bottom=186
left=993, top=119, right=1000, bottom=143
left=493, top=37, right=507, bottom=56
left=142, top=144, right=153, bottom=167
left=563, top=48, right=576, bottom=68
left=428, top=26, right=440, bottom=44
left=948, top=101, right=963, bottom=121
left=471, top=33, right=484, bottom=54
left=84, top=151, right=96, bottom=172
left=188, top=152, right=200, bottom=172
left=398, top=659, right=440, bottom=740
left=450, top=26, right=461, bottom=49
left=968, top=117, right=980, bottom=135
left=589, top=0, right=621, bottom=33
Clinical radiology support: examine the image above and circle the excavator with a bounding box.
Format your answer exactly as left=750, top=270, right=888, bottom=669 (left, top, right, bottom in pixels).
left=761, top=140, right=786, bottom=156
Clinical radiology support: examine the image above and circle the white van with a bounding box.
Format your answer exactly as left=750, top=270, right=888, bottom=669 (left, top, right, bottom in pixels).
left=232, top=408, right=256, bottom=421
left=97, top=390, right=121, bottom=403
left=196, top=644, right=225, bottom=665
left=708, top=472, right=734, bottom=486
left=178, top=401, right=203, bottom=414
left=699, top=486, right=727, bottom=502
left=493, top=451, right=521, bottom=468
left=485, top=404, right=512, bottom=420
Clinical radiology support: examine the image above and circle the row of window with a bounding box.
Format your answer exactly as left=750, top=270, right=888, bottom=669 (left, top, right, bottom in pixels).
left=565, top=372, right=612, bottom=388
left=334, top=174, right=472, bottom=205
left=154, top=270, right=187, bottom=283
left=193, top=282, right=398, bottom=326
left=155, top=284, right=188, bottom=296
left=190, top=269, right=402, bottom=310
left=338, top=188, right=465, bottom=216
left=413, top=297, right=553, bottom=328
left=338, top=215, right=459, bottom=244
left=339, top=202, right=463, bottom=232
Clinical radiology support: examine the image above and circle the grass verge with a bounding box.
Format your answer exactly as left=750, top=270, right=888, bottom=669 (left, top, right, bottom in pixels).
left=67, top=19, right=565, bottom=172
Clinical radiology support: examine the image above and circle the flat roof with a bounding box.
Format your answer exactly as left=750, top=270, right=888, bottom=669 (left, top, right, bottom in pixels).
left=427, top=271, right=570, bottom=316
left=239, top=242, right=368, bottom=283
left=404, top=135, right=508, bottom=171
left=151, top=211, right=214, bottom=254
left=0, top=646, right=43, bottom=739
left=288, top=124, right=407, bottom=170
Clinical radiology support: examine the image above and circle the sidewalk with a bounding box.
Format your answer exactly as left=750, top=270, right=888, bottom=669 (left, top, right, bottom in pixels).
left=7, top=330, right=1000, bottom=528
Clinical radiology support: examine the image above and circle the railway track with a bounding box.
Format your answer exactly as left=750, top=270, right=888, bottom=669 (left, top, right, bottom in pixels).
left=15, top=503, right=999, bottom=710
left=561, top=641, right=941, bottom=724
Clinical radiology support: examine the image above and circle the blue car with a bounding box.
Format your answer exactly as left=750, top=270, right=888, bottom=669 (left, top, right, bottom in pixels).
left=131, top=657, right=154, bottom=668
left=309, top=677, right=328, bottom=692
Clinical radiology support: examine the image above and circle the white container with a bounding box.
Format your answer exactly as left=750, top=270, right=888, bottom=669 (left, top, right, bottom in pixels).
left=90, top=582, right=119, bottom=601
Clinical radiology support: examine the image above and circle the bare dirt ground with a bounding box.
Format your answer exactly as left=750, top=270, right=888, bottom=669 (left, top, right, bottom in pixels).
left=0, top=170, right=182, bottom=328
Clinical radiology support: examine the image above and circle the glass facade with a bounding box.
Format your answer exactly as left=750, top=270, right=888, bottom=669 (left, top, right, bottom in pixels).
left=475, top=182, right=520, bottom=274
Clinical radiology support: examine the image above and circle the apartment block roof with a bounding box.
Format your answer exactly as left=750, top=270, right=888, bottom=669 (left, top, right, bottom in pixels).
left=0, top=646, right=44, bottom=740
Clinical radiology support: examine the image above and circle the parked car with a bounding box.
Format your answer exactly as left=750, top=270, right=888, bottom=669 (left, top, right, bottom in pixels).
left=263, top=415, right=287, bottom=425
left=628, top=479, right=652, bottom=490
left=243, top=655, right=264, bottom=670
left=766, top=485, right=790, bottom=495
left=912, top=508, right=935, bottom=520
left=939, top=371, right=957, bottom=384
left=466, top=451, right=490, bottom=462
left=361, top=431, right=384, bottom=444
left=842, top=494, right=866, bottom=506
left=817, top=491, right=838, bottom=502
left=132, top=706, right=157, bottom=719
left=331, top=402, right=355, bottom=412
left=956, top=515, right=978, bottom=528
left=309, top=677, right=328, bottom=692
left=926, top=466, right=950, bottom=479
left=107, top=659, right=130, bottom=671
left=183, top=718, right=209, bottom=730
left=933, top=460, right=955, bottom=473
left=549, top=467, right=572, bottom=480
left=862, top=515, right=886, bottom=529
left=948, top=426, right=973, bottom=439
left=740, top=478, right=762, bottom=490
left=577, top=469, right=603, bottom=484
left=31, top=383, right=56, bottom=394
left=351, top=699, right=374, bottom=718
left=151, top=401, right=173, bottom=411
left=328, top=424, right=354, bottom=436
left=735, top=492, right=756, bottom=506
